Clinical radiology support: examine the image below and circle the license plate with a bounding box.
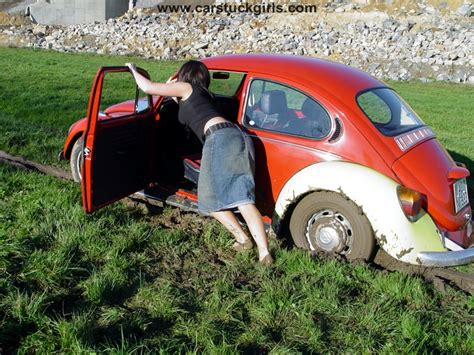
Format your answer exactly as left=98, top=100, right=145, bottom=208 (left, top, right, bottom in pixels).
left=454, top=178, right=469, bottom=213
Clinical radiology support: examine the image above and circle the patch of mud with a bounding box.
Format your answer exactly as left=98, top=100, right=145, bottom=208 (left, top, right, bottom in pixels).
left=147, top=207, right=208, bottom=235
left=308, top=247, right=474, bottom=295
left=136, top=209, right=247, bottom=296
left=374, top=249, right=474, bottom=295
left=0, top=150, right=72, bottom=180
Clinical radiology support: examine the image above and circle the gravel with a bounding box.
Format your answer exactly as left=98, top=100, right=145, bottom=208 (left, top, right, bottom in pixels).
left=0, top=6, right=473, bottom=83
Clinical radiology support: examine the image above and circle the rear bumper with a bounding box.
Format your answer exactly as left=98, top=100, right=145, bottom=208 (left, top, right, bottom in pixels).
left=440, top=215, right=474, bottom=248
left=419, top=219, right=474, bottom=267
left=417, top=247, right=474, bottom=267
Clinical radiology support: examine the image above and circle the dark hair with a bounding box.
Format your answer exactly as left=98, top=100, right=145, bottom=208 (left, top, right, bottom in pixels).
left=177, top=60, right=210, bottom=88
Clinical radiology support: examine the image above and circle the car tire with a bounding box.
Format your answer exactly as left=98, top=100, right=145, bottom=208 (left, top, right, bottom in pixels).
left=70, top=136, right=84, bottom=183
left=289, top=191, right=376, bottom=261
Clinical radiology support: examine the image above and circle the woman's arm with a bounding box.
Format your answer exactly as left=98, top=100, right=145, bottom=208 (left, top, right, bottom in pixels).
left=126, top=63, right=191, bottom=99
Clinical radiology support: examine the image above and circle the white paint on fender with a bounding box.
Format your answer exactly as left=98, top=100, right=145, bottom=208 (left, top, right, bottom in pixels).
left=274, top=161, right=446, bottom=265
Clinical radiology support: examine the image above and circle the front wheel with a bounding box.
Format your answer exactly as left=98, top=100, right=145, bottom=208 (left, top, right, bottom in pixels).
left=70, top=137, right=84, bottom=183
left=289, top=191, right=376, bottom=261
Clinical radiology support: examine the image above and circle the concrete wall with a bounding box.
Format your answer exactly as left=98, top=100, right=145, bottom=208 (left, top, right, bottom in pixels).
left=134, top=0, right=163, bottom=8
left=1, top=0, right=36, bottom=13
left=29, top=0, right=129, bottom=25
left=105, top=0, right=129, bottom=19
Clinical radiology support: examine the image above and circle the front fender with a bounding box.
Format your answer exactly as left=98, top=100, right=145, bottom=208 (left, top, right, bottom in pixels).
left=62, top=118, right=86, bottom=159
left=273, top=161, right=445, bottom=265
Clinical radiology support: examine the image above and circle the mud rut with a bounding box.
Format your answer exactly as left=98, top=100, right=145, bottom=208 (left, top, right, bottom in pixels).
left=1, top=150, right=473, bottom=295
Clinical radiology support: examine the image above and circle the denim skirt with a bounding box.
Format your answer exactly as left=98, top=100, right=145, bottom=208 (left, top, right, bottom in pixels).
left=198, top=126, right=256, bottom=213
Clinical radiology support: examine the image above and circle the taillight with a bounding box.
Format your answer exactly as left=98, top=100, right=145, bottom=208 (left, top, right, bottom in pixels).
left=397, top=186, right=424, bottom=222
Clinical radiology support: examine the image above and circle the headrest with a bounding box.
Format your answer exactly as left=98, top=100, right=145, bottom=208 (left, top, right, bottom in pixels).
left=260, top=90, right=288, bottom=115
left=301, top=97, right=325, bottom=119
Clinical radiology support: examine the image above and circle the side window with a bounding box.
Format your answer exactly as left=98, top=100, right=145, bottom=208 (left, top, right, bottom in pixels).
left=208, top=71, right=246, bottom=122
left=209, top=71, right=246, bottom=96
left=357, top=88, right=425, bottom=136
left=244, top=79, right=332, bottom=140
left=357, top=91, right=391, bottom=124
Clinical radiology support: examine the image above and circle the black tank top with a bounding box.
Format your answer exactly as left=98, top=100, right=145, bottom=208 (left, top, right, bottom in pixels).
left=178, top=84, right=224, bottom=143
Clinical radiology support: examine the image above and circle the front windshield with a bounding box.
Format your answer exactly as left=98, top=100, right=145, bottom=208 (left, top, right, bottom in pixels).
left=357, top=88, right=425, bottom=136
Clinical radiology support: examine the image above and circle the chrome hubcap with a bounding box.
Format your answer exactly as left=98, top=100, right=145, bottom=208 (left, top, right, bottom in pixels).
left=305, top=209, right=353, bottom=254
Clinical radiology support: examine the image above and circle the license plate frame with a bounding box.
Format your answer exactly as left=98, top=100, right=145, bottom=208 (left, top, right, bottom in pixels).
left=454, top=178, right=469, bottom=214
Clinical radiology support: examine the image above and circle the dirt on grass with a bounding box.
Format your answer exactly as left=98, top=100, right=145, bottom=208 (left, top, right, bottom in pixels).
left=151, top=207, right=208, bottom=233
left=0, top=150, right=72, bottom=181
left=373, top=249, right=474, bottom=295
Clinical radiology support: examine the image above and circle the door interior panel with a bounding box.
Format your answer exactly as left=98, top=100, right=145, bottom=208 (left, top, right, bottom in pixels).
left=91, top=117, right=153, bottom=206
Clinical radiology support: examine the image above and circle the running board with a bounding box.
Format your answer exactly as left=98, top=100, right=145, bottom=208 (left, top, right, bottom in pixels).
left=132, top=189, right=207, bottom=215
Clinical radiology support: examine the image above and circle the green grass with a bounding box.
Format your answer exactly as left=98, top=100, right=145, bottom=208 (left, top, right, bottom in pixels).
left=0, top=47, right=473, bottom=196
left=0, top=47, right=473, bottom=352
left=0, top=163, right=473, bottom=352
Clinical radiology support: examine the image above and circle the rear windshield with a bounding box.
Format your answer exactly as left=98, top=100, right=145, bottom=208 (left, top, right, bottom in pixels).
left=357, top=88, right=425, bottom=136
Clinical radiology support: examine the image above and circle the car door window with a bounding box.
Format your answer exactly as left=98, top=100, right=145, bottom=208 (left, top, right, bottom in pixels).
left=244, top=79, right=332, bottom=140
left=99, top=72, right=150, bottom=119
left=209, top=71, right=246, bottom=97
left=208, top=71, right=246, bottom=122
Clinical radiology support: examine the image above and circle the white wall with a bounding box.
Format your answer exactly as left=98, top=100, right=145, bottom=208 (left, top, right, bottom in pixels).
left=29, top=0, right=129, bottom=25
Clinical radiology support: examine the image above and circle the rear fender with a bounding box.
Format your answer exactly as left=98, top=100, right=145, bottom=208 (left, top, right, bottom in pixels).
left=273, top=161, right=445, bottom=265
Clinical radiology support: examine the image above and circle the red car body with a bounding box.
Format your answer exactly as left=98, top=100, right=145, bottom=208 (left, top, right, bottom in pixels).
left=60, top=54, right=473, bottom=266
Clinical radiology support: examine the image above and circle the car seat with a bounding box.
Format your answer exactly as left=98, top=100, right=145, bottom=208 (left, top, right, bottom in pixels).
left=251, top=90, right=295, bottom=128
left=286, top=97, right=331, bottom=138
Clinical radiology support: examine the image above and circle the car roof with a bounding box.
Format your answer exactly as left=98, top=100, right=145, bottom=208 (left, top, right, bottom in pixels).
left=202, top=53, right=384, bottom=101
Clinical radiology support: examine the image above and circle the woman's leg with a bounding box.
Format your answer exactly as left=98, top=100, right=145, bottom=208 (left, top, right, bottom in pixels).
left=210, top=210, right=251, bottom=244
left=237, top=203, right=271, bottom=261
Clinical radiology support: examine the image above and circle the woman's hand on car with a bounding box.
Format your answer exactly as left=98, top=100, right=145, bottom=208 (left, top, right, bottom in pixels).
left=124, top=63, right=191, bottom=98
left=126, top=62, right=137, bottom=73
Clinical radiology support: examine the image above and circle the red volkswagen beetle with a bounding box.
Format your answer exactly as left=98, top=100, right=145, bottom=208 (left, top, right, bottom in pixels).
left=60, top=54, right=473, bottom=267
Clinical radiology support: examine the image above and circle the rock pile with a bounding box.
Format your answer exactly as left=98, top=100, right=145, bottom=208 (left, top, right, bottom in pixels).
left=0, top=6, right=473, bottom=83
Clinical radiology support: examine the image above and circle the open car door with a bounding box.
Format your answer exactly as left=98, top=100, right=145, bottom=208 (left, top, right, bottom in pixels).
left=81, top=66, right=154, bottom=213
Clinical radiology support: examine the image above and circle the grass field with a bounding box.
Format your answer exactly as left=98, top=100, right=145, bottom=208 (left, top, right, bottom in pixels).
left=0, top=47, right=473, bottom=352
left=1, top=163, right=473, bottom=353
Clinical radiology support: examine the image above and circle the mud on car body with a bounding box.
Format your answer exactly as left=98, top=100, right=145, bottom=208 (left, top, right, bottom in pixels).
left=60, top=54, right=473, bottom=267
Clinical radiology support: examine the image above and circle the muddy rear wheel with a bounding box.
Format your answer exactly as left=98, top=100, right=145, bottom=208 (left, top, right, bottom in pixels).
left=70, top=137, right=84, bottom=183
left=289, top=191, right=376, bottom=261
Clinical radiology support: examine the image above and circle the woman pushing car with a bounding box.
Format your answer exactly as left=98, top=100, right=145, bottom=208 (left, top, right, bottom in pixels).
left=126, top=60, right=273, bottom=265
